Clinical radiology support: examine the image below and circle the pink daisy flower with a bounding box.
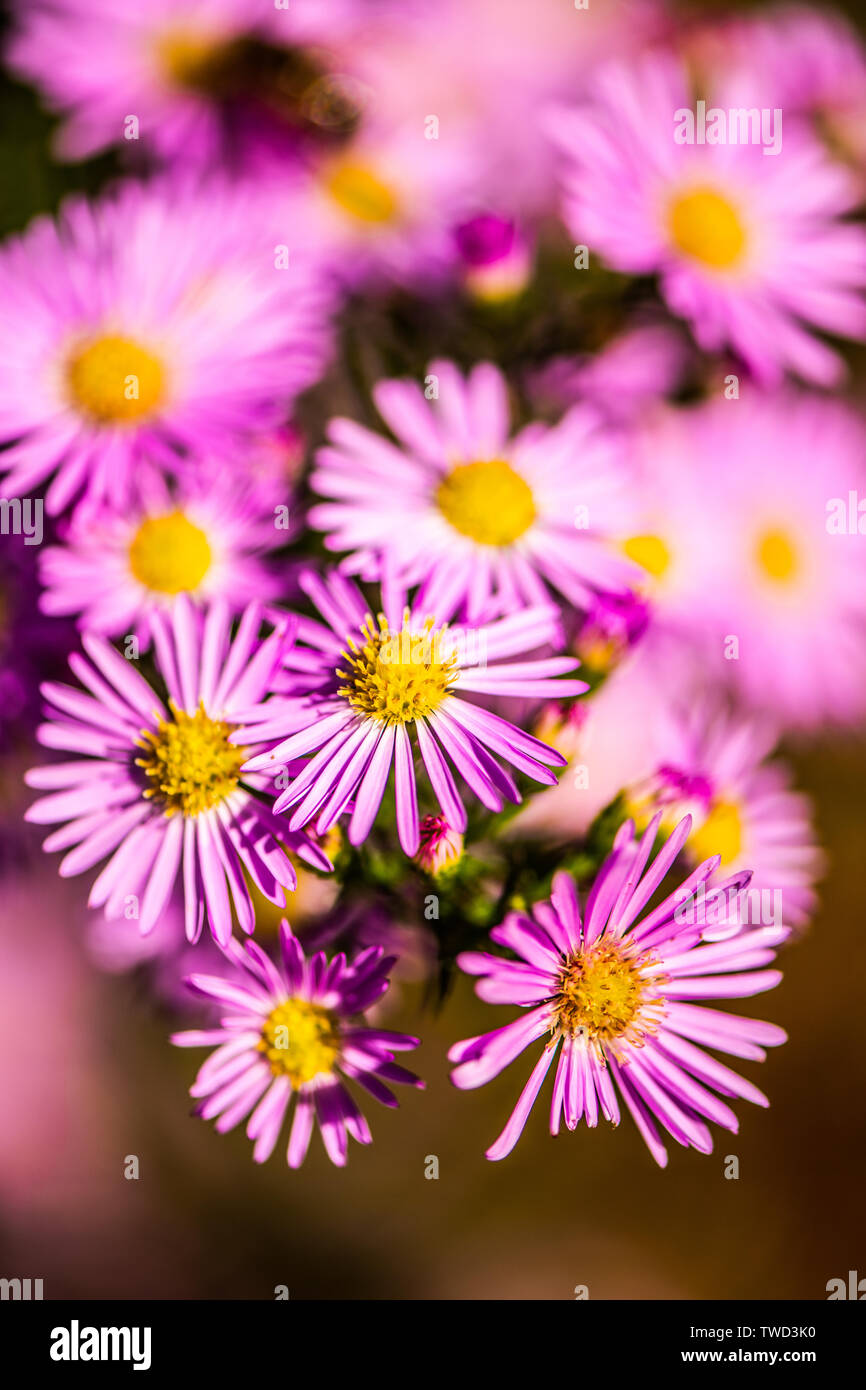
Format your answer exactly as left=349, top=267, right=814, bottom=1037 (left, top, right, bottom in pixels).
left=38, top=470, right=286, bottom=644
left=611, top=393, right=866, bottom=728
left=646, top=394, right=866, bottom=727
left=529, top=321, right=691, bottom=425
left=309, top=360, right=635, bottom=623
left=25, top=597, right=332, bottom=945
left=233, top=569, right=586, bottom=856
left=626, top=705, right=822, bottom=932
left=6, top=0, right=359, bottom=167
left=271, top=120, right=479, bottom=289
left=547, top=51, right=866, bottom=385
left=686, top=5, right=866, bottom=166
left=328, top=0, right=665, bottom=217
left=697, top=393, right=866, bottom=727
left=451, top=814, right=788, bottom=1165
left=0, top=177, right=331, bottom=517
left=172, top=922, right=423, bottom=1168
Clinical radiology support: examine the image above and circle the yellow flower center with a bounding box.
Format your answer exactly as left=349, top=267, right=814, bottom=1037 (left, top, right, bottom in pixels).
left=324, top=160, right=399, bottom=224
left=128, top=511, right=212, bottom=595
left=690, top=798, right=743, bottom=867
left=157, top=30, right=234, bottom=90
left=136, top=702, right=245, bottom=817
left=258, top=998, right=341, bottom=1088
left=622, top=533, right=671, bottom=580
left=66, top=334, right=165, bottom=424
left=436, top=459, right=536, bottom=547
left=553, top=942, right=663, bottom=1049
left=755, top=527, right=799, bottom=584
left=668, top=187, right=747, bottom=269
left=337, top=613, right=458, bottom=724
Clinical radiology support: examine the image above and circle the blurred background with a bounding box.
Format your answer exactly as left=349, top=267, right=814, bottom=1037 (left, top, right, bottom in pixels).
left=1, top=0, right=865, bottom=1300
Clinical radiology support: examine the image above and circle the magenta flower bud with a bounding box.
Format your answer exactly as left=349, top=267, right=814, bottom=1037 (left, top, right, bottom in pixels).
left=454, top=213, right=532, bottom=302
left=415, top=815, right=464, bottom=877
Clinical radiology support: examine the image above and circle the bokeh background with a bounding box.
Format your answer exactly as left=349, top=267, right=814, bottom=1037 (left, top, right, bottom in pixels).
left=1, top=0, right=865, bottom=1300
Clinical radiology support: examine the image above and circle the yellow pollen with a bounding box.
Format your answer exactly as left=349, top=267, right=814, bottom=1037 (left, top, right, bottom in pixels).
left=337, top=612, right=458, bottom=724
left=136, top=701, right=245, bottom=817
left=553, top=942, right=661, bottom=1049
left=157, top=30, right=233, bottom=90
left=755, top=527, right=799, bottom=584
left=690, top=799, right=743, bottom=867
left=66, top=334, right=165, bottom=424
left=668, top=187, right=747, bottom=269
left=436, top=459, right=536, bottom=547
left=622, top=533, right=671, bottom=579
left=128, top=511, right=212, bottom=595
left=258, top=998, right=340, bottom=1088
left=324, top=160, right=399, bottom=224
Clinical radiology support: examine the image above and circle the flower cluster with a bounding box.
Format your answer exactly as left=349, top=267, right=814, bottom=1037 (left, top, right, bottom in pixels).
left=4, top=0, right=861, bottom=1178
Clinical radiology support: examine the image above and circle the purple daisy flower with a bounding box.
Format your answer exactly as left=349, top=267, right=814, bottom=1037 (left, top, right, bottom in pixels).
left=172, top=922, right=423, bottom=1168
left=234, top=569, right=587, bottom=856
left=309, top=360, right=635, bottom=623
left=0, top=177, right=331, bottom=518
left=25, top=596, right=331, bottom=945
left=450, top=814, right=788, bottom=1166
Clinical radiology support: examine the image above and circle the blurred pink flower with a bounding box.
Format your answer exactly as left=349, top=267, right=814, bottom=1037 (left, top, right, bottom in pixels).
left=686, top=5, right=866, bottom=165
left=548, top=51, right=866, bottom=385
left=626, top=705, right=823, bottom=931
left=530, top=322, right=691, bottom=424
left=0, top=876, right=112, bottom=1214
left=330, top=0, right=666, bottom=217
left=39, top=470, right=286, bottom=644
left=269, top=120, right=480, bottom=289
left=6, top=0, right=363, bottom=169
left=0, top=178, right=332, bottom=518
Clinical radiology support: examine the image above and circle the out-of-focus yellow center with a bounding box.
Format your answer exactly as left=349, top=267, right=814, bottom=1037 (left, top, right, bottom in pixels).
left=690, top=799, right=743, bottom=867
left=436, top=459, right=536, bottom=546
left=157, top=30, right=232, bottom=89
left=67, top=334, right=165, bottom=424
left=136, top=702, right=245, bottom=817
left=623, top=533, right=671, bottom=580
left=337, top=613, right=458, bottom=724
left=258, top=998, right=340, bottom=1088
left=554, top=942, right=655, bottom=1045
left=128, top=512, right=212, bottom=595
left=324, top=160, right=399, bottom=224
left=755, top=527, right=799, bottom=584
left=668, top=187, right=746, bottom=269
